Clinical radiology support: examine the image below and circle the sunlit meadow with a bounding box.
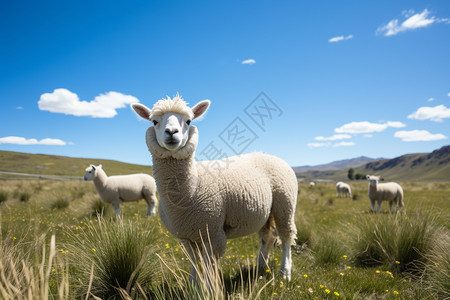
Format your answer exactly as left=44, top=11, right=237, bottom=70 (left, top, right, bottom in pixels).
left=0, top=179, right=449, bottom=299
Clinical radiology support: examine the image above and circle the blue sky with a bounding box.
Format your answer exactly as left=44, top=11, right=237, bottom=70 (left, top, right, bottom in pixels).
left=1, top=1, right=449, bottom=167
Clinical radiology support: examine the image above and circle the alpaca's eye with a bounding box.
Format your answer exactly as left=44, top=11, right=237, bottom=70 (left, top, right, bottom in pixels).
left=152, top=120, right=158, bottom=126
left=186, top=120, right=191, bottom=126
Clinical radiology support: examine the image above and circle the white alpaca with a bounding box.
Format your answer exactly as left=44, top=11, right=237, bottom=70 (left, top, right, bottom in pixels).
left=336, top=182, right=352, bottom=198
left=131, top=95, right=298, bottom=281
left=309, top=182, right=315, bottom=187
left=366, top=175, right=404, bottom=213
left=84, top=164, right=158, bottom=216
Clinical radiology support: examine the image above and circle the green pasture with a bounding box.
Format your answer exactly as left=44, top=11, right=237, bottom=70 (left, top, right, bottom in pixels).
left=0, top=179, right=448, bottom=299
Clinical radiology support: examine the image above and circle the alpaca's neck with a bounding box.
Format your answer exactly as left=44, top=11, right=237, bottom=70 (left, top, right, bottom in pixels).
left=152, top=155, right=198, bottom=205
left=93, top=169, right=108, bottom=192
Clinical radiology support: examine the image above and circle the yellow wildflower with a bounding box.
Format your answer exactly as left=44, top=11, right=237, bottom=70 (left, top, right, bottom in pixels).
left=339, top=272, right=344, bottom=276
left=395, top=260, right=400, bottom=264
left=273, top=292, right=277, bottom=295
left=319, top=284, right=324, bottom=288
left=334, top=291, right=340, bottom=296
left=92, top=248, right=96, bottom=252
left=165, top=243, right=169, bottom=248
left=266, top=269, right=271, bottom=273
left=280, top=281, right=284, bottom=287
left=346, top=266, right=351, bottom=269
left=325, top=289, right=330, bottom=294
left=342, top=255, right=347, bottom=258
left=303, top=274, right=308, bottom=278
left=393, top=291, right=399, bottom=294
left=376, top=270, right=381, bottom=274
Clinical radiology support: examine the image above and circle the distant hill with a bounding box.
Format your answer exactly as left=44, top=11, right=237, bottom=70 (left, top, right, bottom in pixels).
left=356, top=145, right=450, bottom=181
left=0, top=150, right=152, bottom=179
left=293, top=156, right=376, bottom=174
left=296, top=145, right=450, bottom=182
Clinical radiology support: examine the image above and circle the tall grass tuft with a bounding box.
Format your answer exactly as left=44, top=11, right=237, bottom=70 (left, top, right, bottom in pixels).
left=153, top=238, right=272, bottom=300
left=51, top=197, right=70, bottom=210
left=295, top=217, right=312, bottom=249
left=424, top=228, right=450, bottom=298
left=0, top=191, right=8, bottom=204
left=68, top=218, right=158, bottom=299
left=19, top=192, right=31, bottom=202
left=313, top=234, right=346, bottom=265
left=0, top=233, right=69, bottom=299
left=351, top=212, right=438, bottom=276
left=89, top=197, right=113, bottom=217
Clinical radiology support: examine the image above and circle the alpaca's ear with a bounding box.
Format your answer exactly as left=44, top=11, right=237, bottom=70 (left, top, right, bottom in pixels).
left=91, top=165, right=96, bottom=171
left=192, top=100, right=210, bottom=120
left=366, top=175, right=370, bottom=180
left=98, top=164, right=103, bottom=169
left=131, top=103, right=152, bottom=121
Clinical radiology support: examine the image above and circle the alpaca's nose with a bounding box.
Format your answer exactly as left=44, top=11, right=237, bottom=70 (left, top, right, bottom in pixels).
left=165, top=128, right=179, bottom=136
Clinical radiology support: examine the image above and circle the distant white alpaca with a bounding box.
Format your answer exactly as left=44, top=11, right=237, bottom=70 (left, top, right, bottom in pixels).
left=366, top=175, right=404, bottom=213
left=84, top=164, right=158, bottom=216
left=131, top=95, right=298, bottom=281
left=336, top=182, right=352, bottom=198
left=309, top=182, right=315, bottom=187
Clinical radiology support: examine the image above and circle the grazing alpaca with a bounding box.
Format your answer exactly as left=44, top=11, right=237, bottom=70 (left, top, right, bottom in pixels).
left=84, top=164, right=157, bottom=216
left=131, top=95, right=298, bottom=281
left=366, top=175, right=404, bottom=213
left=336, top=182, right=352, bottom=198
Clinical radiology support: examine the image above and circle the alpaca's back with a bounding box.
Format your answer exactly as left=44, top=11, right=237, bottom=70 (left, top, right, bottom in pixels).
left=106, top=174, right=155, bottom=201
left=197, top=152, right=297, bottom=239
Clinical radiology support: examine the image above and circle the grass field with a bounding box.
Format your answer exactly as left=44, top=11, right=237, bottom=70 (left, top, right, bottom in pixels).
left=0, top=179, right=449, bottom=299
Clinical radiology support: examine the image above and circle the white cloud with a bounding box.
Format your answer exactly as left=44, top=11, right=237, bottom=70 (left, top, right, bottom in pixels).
left=0, top=136, right=67, bottom=146
left=333, top=141, right=355, bottom=147
left=448, top=93, right=450, bottom=97
left=307, top=142, right=331, bottom=148
left=334, top=121, right=406, bottom=134
left=376, top=9, right=443, bottom=36
left=241, top=59, right=256, bottom=65
left=394, top=130, right=447, bottom=142
left=408, top=104, right=450, bottom=122
left=38, top=88, right=139, bottom=118
left=427, top=97, right=435, bottom=102
left=363, top=134, right=373, bottom=138
left=328, top=34, right=353, bottom=43
left=17, top=106, right=23, bottom=109
left=315, top=134, right=352, bottom=141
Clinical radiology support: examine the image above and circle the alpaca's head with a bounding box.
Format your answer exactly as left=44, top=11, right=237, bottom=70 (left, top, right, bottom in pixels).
left=132, top=94, right=210, bottom=155
left=84, top=164, right=102, bottom=181
left=366, top=175, right=383, bottom=186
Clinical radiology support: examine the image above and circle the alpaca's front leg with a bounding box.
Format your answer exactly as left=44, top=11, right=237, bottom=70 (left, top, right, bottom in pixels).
left=377, top=200, right=382, bottom=213
left=111, top=199, right=121, bottom=216
left=181, top=240, right=198, bottom=283
left=146, top=204, right=156, bottom=216
left=370, top=199, right=375, bottom=212
left=145, top=194, right=158, bottom=217
left=280, top=242, right=292, bottom=281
